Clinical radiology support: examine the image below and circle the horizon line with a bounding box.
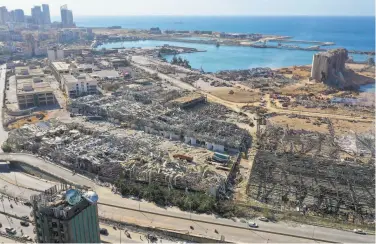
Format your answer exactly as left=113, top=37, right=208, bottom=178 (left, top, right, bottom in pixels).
left=51, top=14, right=375, bottom=18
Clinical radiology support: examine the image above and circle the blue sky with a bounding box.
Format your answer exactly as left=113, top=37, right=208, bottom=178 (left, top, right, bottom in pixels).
left=1, top=0, right=375, bottom=16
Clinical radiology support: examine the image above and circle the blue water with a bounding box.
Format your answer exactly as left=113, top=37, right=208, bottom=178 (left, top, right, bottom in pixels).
left=90, top=16, right=375, bottom=91
left=359, top=83, right=375, bottom=93
left=79, top=16, right=375, bottom=51
left=99, top=40, right=370, bottom=72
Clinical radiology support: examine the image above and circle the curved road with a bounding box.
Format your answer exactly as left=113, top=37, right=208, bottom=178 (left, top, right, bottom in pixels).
left=0, top=64, right=8, bottom=151
left=0, top=153, right=374, bottom=243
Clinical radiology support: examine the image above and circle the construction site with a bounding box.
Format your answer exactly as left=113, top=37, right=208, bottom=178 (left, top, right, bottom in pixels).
left=248, top=121, right=375, bottom=222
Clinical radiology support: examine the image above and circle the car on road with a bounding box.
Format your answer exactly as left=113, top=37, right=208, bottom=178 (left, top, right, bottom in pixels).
left=353, top=229, right=366, bottom=235
left=100, top=228, right=109, bottom=235
left=5, top=227, right=17, bottom=234
left=20, top=221, right=30, bottom=227
left=24, top=201, right=32, bottom=207
left=248, top=222, right=259, bottom=228
left=22, top=215, right=30, bottom=220
left=258, top=217, right=269, bottom=222
left=22, top=235, right=33, bottom=241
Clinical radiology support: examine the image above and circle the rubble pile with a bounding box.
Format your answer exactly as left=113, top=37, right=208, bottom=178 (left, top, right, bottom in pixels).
left=180, top=74, right=201, bottom=85
left=248, top=123, right=375, bottom=220
left=215, top=68, right=296, bottom=89
left=6, top=121, right=227, bottom=191
left=69, top=85, right=251, bottom=150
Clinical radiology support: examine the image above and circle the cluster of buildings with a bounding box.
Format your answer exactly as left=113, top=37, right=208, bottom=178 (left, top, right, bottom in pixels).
left=50, top=61, right=98, bottom=98
left=0, top=4, right=74, bottom=28
left=0, top=4, right=50, bottom=26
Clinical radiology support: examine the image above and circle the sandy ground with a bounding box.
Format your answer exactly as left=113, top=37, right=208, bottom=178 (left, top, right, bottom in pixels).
left=208, top=87, right=261, bottom=103
left=270, top=114, right=374, bottom=135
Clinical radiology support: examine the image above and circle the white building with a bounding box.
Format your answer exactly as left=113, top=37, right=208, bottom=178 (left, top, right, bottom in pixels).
left=47, top=48, right=64, bottom=61
left=62, top=74, right=98, bottom=98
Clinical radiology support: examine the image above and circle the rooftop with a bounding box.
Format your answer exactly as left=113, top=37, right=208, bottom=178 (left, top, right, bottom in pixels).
left=52, top=61, right=71, bottom=71
left=15, top=66, right=44, bottom=78
left=91, top=70, right=120, bottom=79
left=17, top=76, right=54, bottom=94
left=62, top=74, right=78, bottom=84
left=31, top=184, right=98, bottom=220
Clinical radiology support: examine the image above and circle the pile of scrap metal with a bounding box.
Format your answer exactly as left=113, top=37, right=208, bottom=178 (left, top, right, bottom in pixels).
left=248, top=123, right=375, bottom=220
left=68, top=86, right=252, bottom=151
left=215, top=67, right=296, bottom=89
left=6, top=120, right=226, bottom=192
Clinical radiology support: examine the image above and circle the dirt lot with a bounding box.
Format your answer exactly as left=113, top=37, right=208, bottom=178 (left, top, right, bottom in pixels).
left=346, top=63, right=375, bottom=80
left=208, top=87, right=261, bottom=103
left=270, top=114, right=373, bottom=135
left=288, top=104, right=375, bottom=117
left=276, top=65, right=311, bottom=79
left=7, top=112, right=49, bottom=129
left=277, top=82, right=330, bottom=96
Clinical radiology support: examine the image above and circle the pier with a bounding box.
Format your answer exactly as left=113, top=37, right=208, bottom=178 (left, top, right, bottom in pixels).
left=93, top=32, right=375, bottom=56
left=268, top=39, right=335, bottom=46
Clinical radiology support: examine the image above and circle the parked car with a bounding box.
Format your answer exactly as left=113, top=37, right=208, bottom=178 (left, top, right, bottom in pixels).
left=353, top=229, right=366, bottom=235
left=22, top=235, right=33, bottom=241
left=21, top=215, right=30, bottom=220
left=248, top=222, right=259, bottom=228
left=24, top=201, right=32, bottom=207
left=258, top=217, right=269, bottom=222
left=5, top=227, right=17, bottom=234
left=100, top=228, right=108, bottom=235
left=20, top=221, right=30, bottom=227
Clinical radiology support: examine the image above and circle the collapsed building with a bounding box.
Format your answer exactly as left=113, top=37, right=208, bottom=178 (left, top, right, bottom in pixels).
left=68, top=83, right=251, bottom=152
left=248, top=122, right=375, bottom=221
left=6, top=82, right=252, bottom=195
left=7, top=120, right=228, bottom=194
left=215, top=68, right=296, bottom=90
left=311, top=49, right=359, bottom=89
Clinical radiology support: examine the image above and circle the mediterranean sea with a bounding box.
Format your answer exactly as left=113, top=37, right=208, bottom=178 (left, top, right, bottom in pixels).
left=77, top=16, right=375, bottom=90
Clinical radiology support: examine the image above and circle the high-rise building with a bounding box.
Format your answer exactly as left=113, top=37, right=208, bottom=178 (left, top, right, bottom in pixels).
left=42, top=4, right=51, bottom=24
left=8, top=10, right=15, bottom=23
left=31, top=6, right=43, bottom=25
left=14, top=9, right=25, bottom=23
left=60, top=5, right=74, bottom=27
left=31, top=184, right=100, bottom=243
left=0, top=6, right=9, bottom=25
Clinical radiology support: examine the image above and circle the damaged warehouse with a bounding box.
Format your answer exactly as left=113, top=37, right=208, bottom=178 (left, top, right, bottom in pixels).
left=6, top=82, right=252, bottom=196
left=68, top=83, right=251, bottom=153
left=248, top=123, right=375, bottom=222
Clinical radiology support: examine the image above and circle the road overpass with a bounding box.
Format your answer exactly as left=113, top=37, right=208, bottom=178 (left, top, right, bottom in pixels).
left=0, top=153, right=374, bottom=243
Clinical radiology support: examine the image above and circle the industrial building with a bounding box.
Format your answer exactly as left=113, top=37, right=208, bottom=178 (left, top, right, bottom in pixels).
left=15, top=66, right=56, bottom=109
left=31, top=184, right=100, bottom=243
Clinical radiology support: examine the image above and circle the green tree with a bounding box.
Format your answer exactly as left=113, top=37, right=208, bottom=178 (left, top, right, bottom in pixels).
left=1, top=143, right=12, bottom=153
left=171, top=56, right=178, bottom=65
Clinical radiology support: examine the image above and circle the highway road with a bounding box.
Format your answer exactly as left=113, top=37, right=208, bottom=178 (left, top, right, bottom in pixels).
left=0, top=64, right=8, bottom=152
left=0, top=196, right=172, bottom=244
left=0, top=212, right=147, bottom=244
left=0, top=154, right=374, bottom=243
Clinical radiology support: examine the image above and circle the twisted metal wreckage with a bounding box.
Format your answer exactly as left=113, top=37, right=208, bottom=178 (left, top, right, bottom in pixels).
left=248, top=121, right=375, bottom=221
left=7, top=83, right=252, bottom=195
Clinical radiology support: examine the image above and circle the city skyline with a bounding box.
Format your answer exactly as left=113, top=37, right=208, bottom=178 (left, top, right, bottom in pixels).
left=0, top=0, right=374, bottom=17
